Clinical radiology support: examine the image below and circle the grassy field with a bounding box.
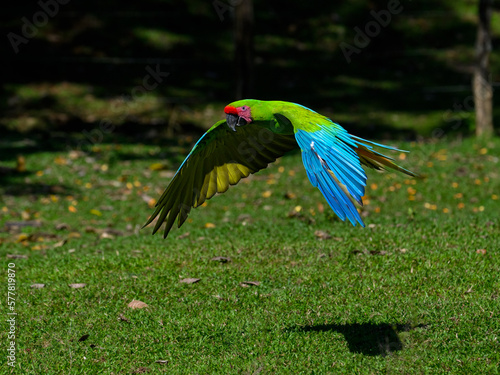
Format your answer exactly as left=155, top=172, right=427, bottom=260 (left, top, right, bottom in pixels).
left=1, top=135, right=499, bottom=374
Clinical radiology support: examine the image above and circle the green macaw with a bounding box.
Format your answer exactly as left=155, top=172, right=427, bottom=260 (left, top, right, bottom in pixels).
left=144, top=100, right=417, bottom=238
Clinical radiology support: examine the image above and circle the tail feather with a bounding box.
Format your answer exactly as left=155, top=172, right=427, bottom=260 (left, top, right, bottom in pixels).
left=353, top=138, right=418, bottom=178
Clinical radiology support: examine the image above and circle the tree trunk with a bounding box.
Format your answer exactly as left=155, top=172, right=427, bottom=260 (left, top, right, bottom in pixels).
left=234, top=0, right=254, bottom=99
left=473, top=0, right=494, bottom=138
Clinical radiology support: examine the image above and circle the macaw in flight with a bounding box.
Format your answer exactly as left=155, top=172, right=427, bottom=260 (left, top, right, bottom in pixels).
left=144, top=100, right=417, bottom=238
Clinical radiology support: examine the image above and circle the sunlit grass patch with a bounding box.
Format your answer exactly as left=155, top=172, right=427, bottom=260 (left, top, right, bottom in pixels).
left=0, top=137, right=499, bottom=374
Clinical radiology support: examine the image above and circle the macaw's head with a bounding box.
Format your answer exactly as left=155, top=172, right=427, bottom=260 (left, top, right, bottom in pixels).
left=224, top=99, right=262, bottom=131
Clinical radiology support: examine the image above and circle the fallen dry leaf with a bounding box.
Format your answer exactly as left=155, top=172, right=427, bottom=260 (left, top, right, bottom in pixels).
left=180, top=278, right=201, bottom=284
left=132, top=367, right=151, bottom=374
left=69, top=150, right=85, bottom=159
left=16, top=155, right=26, bottom=171
left=69, top=283, right=86, bottom=289
left=149, top=162, right=168, bottom=171
left=236, top=214, right=253, bottom=224
left=31, top=283, right=45, bottom=289
left=31, top=244, right=48, bottom=251
left=287, top=208, right=316, bottom=225
left=100, top=232, right=115, bottom=239
left=118, top=313, right=131, bottom=323
left=177, top=232, right=190, bottom=239
left=314, top=230, right=332, bottom=240
left=55, top=223, right=70, bottom=230
left=476, top=249, right=487, bottom=255
left=211, top=256, right=231, bottom=263
left=142, top=195, right=156, bottom=208
left=128, top=300, right=148, bottom=309
left=52, top=239, right=67, bottom=248
left=7, top=254, right=28, bottom=259
left=262, top=190, right=272, bottom=198
left=155, top=360, right=168, bottom=364
left=241, top=281, right=260, bottom=287
left=90, top=209, right=102, bottom=216
left=105, top=228, right=125, bottom=236
left=16, top=234, right=29, bottom=243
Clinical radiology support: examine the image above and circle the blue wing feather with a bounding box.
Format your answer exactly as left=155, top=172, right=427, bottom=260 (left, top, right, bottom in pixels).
left=295, top=126, right=367, bottom=227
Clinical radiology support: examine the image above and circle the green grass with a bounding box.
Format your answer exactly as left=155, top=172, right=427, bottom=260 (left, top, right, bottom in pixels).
left=1, top=137, right=499, bottom=374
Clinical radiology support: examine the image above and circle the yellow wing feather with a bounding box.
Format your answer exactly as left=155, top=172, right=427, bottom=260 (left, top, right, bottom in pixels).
left=144, top=121, right=297, bottom=238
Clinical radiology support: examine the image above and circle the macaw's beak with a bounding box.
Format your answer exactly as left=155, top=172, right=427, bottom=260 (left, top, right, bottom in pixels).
left=226, top=113, right=247, bottom=131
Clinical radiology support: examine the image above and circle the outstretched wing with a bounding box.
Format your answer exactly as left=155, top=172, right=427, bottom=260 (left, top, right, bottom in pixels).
left=294, top=120, right=416, bottom=227
left=145, top=120, right=297, bottom=237
left=295, top=125, right=367, bottom=227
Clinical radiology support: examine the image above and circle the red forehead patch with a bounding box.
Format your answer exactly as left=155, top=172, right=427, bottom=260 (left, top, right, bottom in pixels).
left=224, top=105, right=238, bottom=115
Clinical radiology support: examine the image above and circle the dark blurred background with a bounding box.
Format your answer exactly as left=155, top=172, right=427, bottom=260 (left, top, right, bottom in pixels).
left=1, top=0, right=498, bottom=156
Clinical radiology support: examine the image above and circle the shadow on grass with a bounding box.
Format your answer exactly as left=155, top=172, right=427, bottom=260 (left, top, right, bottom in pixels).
left=289, top=322, right=427, bottom=356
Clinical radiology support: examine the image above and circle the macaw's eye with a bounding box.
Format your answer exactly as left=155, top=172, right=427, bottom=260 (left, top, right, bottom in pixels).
left=241, top=106, right=247, bottom=110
